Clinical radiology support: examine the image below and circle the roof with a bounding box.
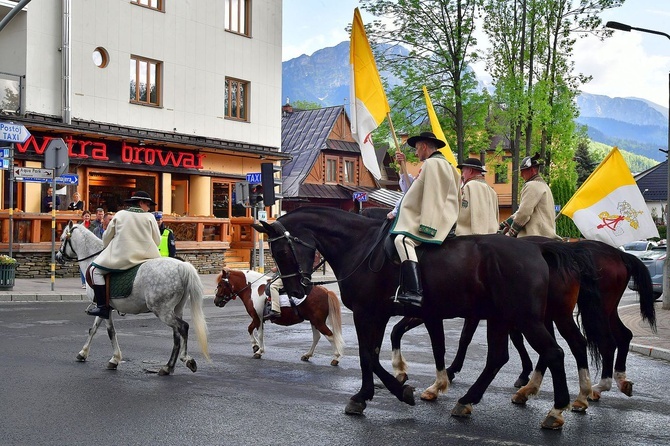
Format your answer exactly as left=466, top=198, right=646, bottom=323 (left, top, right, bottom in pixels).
left=281, top=106, right=350, bottom=197
left=634, top=161, right=666, bottom=201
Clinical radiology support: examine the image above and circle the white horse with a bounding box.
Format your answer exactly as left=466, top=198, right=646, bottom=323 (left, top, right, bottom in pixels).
left=56, top=221, right=210, bottom=375
left=214, top=268, right=344, bottom=366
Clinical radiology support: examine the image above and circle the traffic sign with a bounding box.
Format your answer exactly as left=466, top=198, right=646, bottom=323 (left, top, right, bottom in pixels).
left=353, top=191, right=368, bottom=202
left=258, top=210, right=267, bottom=221
left=44, top=138, right=69, bottom=177
left=14, top=174, right=78, bottom=185
left=0, top=159, right=9, bottom=169
left=0, top=148, right=9, bottom=158
left=13, top=167, right=53, bottom=178
left=246, top=172, right=261, bottom=184
left=0, top=122, right=31, bottom=143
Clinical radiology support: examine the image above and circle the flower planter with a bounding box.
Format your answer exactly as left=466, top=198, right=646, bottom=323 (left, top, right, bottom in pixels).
left=0, top=263, right=16, bottom=290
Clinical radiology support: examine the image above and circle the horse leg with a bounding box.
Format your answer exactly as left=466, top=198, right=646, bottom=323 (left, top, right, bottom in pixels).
left=554, top=316, right=591, bottom=412
left=446, top=318, right=479, bottom=383
left=590, top=321, right=615, bottom=401
left=390, top=317, right=424, bottom=383
left=420, top=317, right=449, bottom=401
left=512, top=322, right=554, bottom=406
left=157, top=314, right=195, bottom=376
left=510, top=328, right=533, bottom=388
left=519, top=322, right=570, bottom=430
left=248, top=321, right=262, bottom=358
left=451, top=318, right=510, bottom=418
left=76, top=316, right=104, bottom=361
left=345, top=312, right=414, bottom=415
left=301, top=325, right=320, bottom=362
left=610, top=313, right=634, bottom=397
left=105, top=316, right=123, bottom=370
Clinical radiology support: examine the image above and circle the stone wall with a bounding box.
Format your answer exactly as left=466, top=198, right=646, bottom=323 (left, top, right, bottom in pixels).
left=12, top=250, right=228, bottom=278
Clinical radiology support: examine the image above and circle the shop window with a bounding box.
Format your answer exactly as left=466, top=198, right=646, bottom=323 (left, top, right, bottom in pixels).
left=131, top=0, right=164, bottom=11
left=325, top=156, right=338, bottom=183
left=213, top=181, right=247, bottom=218
left=224, top=78, right=249, bottom=121
left=130, top=56, right=162, bottom=106
left=225, top=0, right=251, bottom=36
left=88, top=171, right=157, bottom=212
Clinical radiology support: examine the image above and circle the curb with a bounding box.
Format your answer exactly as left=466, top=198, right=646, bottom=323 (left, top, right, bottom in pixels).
left=630, top=343, right=670, bottom=362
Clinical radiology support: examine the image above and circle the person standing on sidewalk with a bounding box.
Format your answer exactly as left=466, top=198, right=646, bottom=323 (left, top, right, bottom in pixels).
left=154, top=211, right=176, bottom=258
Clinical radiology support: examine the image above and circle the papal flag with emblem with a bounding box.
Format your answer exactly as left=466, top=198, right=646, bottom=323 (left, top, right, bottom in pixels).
left=561, top=147, right=659, bottom=247
left=422, top=86, right=458, bottom=168
left=349, top=7, right=389, bottom=180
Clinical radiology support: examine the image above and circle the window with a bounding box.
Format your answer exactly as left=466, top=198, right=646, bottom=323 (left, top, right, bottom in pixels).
left=325, top=157, right=338, bottom=183
left=494, top=164, right=508, bottom=184
left=224, top=78, right=249, bottom=121
left=225, top=0, right=251, bottom=36
left=92, top=47, right=109, bottom=68
left=130, top=56, right=162, bottom=106
left=131, top=0, right=164, bottom=11
left=343, top=159, right=356, bottom=184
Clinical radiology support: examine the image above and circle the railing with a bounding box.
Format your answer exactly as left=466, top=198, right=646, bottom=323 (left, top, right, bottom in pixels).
left=0, top=211, right=233, bottom=252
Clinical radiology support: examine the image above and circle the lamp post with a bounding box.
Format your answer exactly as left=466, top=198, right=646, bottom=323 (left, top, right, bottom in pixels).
left=605, top=21, right=670, bottom=310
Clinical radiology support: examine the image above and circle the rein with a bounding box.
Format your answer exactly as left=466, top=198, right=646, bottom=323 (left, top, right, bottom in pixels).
left=217, top=269, right=274, bottom=303
left=59, top=226, right=103, bottom=262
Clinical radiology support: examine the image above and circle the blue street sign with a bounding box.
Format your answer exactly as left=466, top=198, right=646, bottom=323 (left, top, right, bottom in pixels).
left=0, top=159, right=9, bottom=169
left=555, top=204, right=562, bottom=212
left=353, top=191, right=368, bottom=202
left=15, top=173, right=79, bottom=185
left=0, top=121, right=30, bottom=143
left=0, top=148, right=9, bottom=158
left=246, top=172, right=261, bottom=184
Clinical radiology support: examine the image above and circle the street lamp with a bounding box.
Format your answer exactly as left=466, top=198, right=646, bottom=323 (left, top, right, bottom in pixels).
left=606, top=21, right=670, bottom=310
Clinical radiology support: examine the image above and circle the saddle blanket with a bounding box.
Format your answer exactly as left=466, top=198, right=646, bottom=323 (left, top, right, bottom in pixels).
left=277, top=294, right=306, bottom=307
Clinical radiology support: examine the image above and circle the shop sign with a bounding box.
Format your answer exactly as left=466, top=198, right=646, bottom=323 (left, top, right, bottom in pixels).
left=15, top=135, right=206, bottom=170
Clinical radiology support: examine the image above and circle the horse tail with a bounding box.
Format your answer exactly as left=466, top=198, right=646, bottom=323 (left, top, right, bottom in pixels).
left=620, top=250, right=657, bottom=331
left=325, top=289, right=344, bottom=356
left=181, top=262, right=210, bottom=361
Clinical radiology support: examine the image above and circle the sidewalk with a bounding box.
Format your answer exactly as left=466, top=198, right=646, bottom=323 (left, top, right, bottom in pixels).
left=1, top=272, right=668, bottom=363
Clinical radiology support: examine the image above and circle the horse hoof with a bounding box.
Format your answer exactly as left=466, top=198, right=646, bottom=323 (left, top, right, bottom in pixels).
left=588, top=390, right=601, bottom=402
left=396, top=373, right=408, bottom=384
left=345, top=399, right=366, bottom=415
left=620, top=381, right=633, bottom=397
left=571, top=401, right=588, bottom=412
left=511, top=392, right=528, bottom=405
left=541, top=415, right=564, bottom=430
left=76, top=354, right=87, bottom=362
left=106, top=362, right=118, bottom=370
left=300, top=355, right=310, bottom=362
left=514, top=376, right=530, bottom=388
left=158, top=367, right=171, bottom=376
left=450, top=402, right=472, bottom=418
left=330, top=359, right=339, bottom=367
left=186, top=359, right=197, bottom=373
left=402, top=385, right=415, bottom=406
left=253, top=353, right=262, bottom=359
left=420, top=390, right=438, bottom=401
left=252, top=345, right=260, bottom=353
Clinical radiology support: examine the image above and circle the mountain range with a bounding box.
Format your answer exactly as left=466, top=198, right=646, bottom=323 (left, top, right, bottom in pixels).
left=283, top=42, right=669, bottom=163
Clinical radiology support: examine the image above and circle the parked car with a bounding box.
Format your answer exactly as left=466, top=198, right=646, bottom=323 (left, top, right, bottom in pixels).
left=620, top=240, right=658, bottom=257
left=627, top=245, right=666, bottom=299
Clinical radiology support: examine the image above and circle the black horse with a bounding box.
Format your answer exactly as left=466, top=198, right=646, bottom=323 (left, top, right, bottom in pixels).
left=253, top=207, right=593, bottom=429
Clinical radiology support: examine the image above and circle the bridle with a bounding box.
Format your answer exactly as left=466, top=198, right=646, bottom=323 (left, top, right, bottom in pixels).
left=215, top=269, right=272, bottom=306
left=58, top=225, right=102, bottom=263
left=266, top=221, right=318, bottom=295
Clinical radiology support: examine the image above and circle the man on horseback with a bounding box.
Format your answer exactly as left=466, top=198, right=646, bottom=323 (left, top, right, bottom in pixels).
left=390, top=132, right=460, bottom=307
left=266, top=251, right=323, bottom=320
left=499, top=153, right=560, bottom=239
left=455, top=157, right=499, bottom=235
left=86, top=191, right=162, bottom=319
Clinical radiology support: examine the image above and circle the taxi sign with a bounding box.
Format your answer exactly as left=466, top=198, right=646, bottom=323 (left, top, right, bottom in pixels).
left=353, top=191, right=368, bottom=202
left=0, top=122, right=31, bottom=143
left=246, top=172, right=261, bottom=184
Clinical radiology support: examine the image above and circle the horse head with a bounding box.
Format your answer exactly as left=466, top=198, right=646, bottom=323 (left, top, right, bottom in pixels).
left=56, top=221, right=78, bottom=264
left=253, top=219, right=317, bottom=300
left=214, top=267, right=252, bottom=307
left=57, top=221, right=103, bottom=265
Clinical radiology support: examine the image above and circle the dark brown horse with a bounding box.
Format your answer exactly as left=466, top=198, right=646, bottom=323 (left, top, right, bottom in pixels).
left=390, top=239, right=657, bottom=405
left=214, top=267, right=344, bottom=366
left=253, top=207, right=596, bottom=429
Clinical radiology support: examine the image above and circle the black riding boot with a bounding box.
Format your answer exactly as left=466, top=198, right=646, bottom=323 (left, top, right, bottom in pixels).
left=86, top=284, right=110, bottom=319
left=395, top=260, right=423, bottom=307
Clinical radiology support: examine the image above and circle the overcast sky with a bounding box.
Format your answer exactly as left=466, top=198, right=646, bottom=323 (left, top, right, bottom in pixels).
left=283, top=0, right=670, bottom=107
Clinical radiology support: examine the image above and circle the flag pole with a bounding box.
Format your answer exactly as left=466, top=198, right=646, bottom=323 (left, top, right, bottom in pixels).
left=386, top=111, right=411, bottom=187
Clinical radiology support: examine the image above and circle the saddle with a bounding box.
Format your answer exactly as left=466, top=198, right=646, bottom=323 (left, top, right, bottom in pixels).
left=86, top=264, right=141, bottom=300
left=379, top=224, right=458, bottom=266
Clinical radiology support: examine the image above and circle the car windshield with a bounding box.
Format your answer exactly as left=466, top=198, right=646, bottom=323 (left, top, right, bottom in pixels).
left=622, top=241, right=649, bottom=251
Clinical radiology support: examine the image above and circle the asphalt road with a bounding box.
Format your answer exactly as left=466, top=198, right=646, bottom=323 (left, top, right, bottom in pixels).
left=1, top=294, right=669, bottom=446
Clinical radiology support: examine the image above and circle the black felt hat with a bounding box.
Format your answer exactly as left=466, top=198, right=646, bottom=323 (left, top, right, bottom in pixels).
left=407, top=131, right=446, bottom=149
left=457, top=157, right=487, bottom=172
left=520, top=153, right=542, bottom=170
left=124, top=191, right=157, bottom=206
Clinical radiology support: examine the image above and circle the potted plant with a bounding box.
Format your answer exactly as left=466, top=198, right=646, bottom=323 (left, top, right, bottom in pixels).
left=0, top=254, right=17, bottom=291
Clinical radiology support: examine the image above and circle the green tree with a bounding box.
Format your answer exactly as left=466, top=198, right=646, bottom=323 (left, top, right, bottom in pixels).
left=573, top=136, right=595, bottom=186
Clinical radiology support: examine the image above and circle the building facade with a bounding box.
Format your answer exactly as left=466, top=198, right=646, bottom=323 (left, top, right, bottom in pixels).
left=0, top=0, right=286, bottom=275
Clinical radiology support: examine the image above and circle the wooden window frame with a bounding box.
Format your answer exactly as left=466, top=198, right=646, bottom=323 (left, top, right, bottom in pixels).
left=343, top=158, right=356, bottom=184
left=224, top=77, right=250, bottom=121
left=325, top=156, right=339, bottom=184
left=130, top=0, right=164, bottom=12
left=225, top=0, right=252, bottom=37
left=130, top=55, right=162, bottom=107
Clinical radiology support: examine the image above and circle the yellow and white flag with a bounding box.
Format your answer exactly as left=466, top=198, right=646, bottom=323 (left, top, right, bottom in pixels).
left=422, top=86, right=457, bottom=168
left=350, top=7, right=389, bottom=180
left=561, top=147, right=658, bottom=247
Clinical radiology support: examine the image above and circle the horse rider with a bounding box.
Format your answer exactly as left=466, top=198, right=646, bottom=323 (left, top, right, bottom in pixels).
left=499, top=153, right=561, bottom=239
left=266, top=251, right=322, bottom=320
left=86, top=191, right=162, bottom=319
left=154, top=211, right=177, bottom=258
left=390, top=131, right=460, bottom=308
left=455, top=157, right=499, bottom=235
